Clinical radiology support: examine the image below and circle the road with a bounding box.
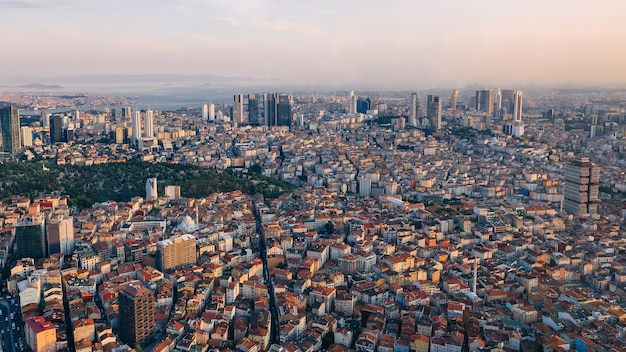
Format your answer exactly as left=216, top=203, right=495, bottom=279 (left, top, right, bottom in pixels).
left=253, top=200, right=280, bottom=345
left=0, top=294, right=26, bottom=352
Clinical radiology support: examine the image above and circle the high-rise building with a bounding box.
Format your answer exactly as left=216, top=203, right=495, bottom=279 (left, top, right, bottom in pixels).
left=0, top=106, right=21, bottom=154
left=276, top=94, right=293, bottom=127
left=409, top=92, right=419, bottom=127
left=165, top=185, right=181, bottom=202
left=50, top=115, right=65, bottom=144
left=21, top=126, right=33, bottom=147
left=47, top=215, right=74, bottom=256
left=144, top=110, right=154, bottom=138
left=495, top=88, right=502, bottom=111
left=16, top=213, right=46, bottom=260
left=427, top=95, right=442, bottom=131
left=500, top=89, right=515, bottom=114
left=145, top=178, right=157, bottom=199
left=450, top=90, right=458, bottom=110
left=513, top=91, right=523, bottom=122
left=119, top=281, right=155, bottom=347
left=475, top=89, right=494, bottom=115
left=233, top=94, right=244, bottom=127
left=41, top=109, right=49, bottom=128
left=356, top=97, right=371, bottom=114
left=248, top=94, right=259, bottom=125
left=349, top=91, right=357, bottom=115
left=122, top=107, right=131, bottom=120
left=563, top=157, right=599, bottom=216
left=202, top=103, right=209, bottom=120
left=132, top=111, right=142, bottom=144
left=25, top=316, right=57, bottom=352
left=209, top=103, right=216, bottom=121
left=264, top=93, right=277, bottom=126
left=156, top=234, right=197, bottom=271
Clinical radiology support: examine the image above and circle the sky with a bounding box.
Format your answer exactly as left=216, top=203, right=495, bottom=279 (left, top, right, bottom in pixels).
left=1, top=0, right=626, bottom=89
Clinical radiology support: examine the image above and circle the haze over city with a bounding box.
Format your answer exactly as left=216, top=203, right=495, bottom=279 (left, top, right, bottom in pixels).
left=1, top=0, right=626, bottom=89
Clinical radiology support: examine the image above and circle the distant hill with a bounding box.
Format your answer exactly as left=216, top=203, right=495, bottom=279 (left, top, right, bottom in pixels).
left=0, top=159, right=293, bottom=209
left=17, top=83, right=63, bottom=89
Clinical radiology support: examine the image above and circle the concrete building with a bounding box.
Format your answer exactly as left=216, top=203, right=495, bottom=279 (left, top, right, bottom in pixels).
left=0, top=105, right=21, bottom=154
left=146, top=178, right=158, bottom=199
left=119, top=281, right=155, bottom=347
left=25, top=316, right=57, bottom=352
left=16, top=214, right=46, bottom=260
left=563, top=156, right=599, bottom=216
left=47, top=215, right=74, bottom=256
left=156, top=234, right=197, bottom=271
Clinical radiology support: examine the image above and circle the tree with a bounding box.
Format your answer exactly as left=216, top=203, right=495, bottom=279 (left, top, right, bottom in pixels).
left=324, top=221, right=335, bottom=235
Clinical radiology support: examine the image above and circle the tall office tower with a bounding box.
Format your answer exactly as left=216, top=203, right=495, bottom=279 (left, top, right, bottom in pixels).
left=276, top=94, right=293, bottom=127
left=72, top=110, right=80, bottom=120
left=156, top=234, right=197, bottom=271
left=450, top=90, right=458, bottom=110
left=49, top=115, right=64, bottom=144
left=41, top=109, right=49, bottom=128
left=25, top=316, right=57, bottom=352
left=122, top=107, right=132, bottom=120
left=427, top=95, right=442, bottom=131
left=500, top=89, right=515, bottom=114
left=209, top=103, right=216, bottom=121
left=15, top=213, right=46, bottom=260
left=21, top=126, right=32, bottom=147
left=202, top=103, right=209, bottom=120
left=356, top=97, right=371, bottom=114
left=233, top=94, right=244, bottom=127
left=144, top=110, right=154, bottom=138
left=495, top=88, right=502, bottom=111
left=248, top=94, right=259, bottom=125
left=349, top=91, right=357, bottom=115
left=409, top=92, right=419, bottom=127
left=132, top=111, right=142, bottom=144
left=119, top=281, right=155, bottom=347
left=0, top=106, right=21, bottom=155
left=513, top=91, right=523, bottom=122
left=563, top=157, right=599, bottom=216
left=110, top=108, right=117, bottom=121
left=475, top=90, right=494, bottom=115
left=47, top=215, right=74, bottom=255
left=145, top=178, right=157, bottom=199
left=263, top=93, right=277, bottom=126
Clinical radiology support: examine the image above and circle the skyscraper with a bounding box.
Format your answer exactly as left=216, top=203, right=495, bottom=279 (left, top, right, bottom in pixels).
left=119, top=281, right=155, bottom=347
left=144, top=110, right=154, bottom=138
left=21, top=126, right=33, bottom=147
left=16, top=213, right=46, bottom=260
left=209, top=103, right=216, bottom=121
left=233, top=94, right=244, bottom=127
left=356, top=97, right=371, bottom=114
left=146, top=178, right=157, bottom=199
left=427, top=95, right=442, bottom=131
left=349, top=91, right=357, bottom=115
left=513, top=91, right=523, bottom=122
left=450, top=90, right=458, bottom=110
left=495, top=88, right=502, bottom=111
left=47, top=215, right=74, bottom=256
left=41, top=109, right=49, bottom=128
left=132, top=111, right=142, bottom=144
left=122, top=107, right=132, bottom=120
left=248, top=94, right=259, bottom=126
left=202, top=103, right=209, bottom=120
left=50, top=115, right=64, bottom=144
left=563, top=157, right=599, bottom=216
left=264, top=93, right=277, bottom=126
left=156, top=234, right=197, bottom=271
left=0, top=106, right=21, bottom=154
left=500, top=90, right=515, bottom=114
left=409, top=92, right=419, bottom=127
left=475, top=89, right=494, bottom=115
left=276, top=94, right=293, bottom=127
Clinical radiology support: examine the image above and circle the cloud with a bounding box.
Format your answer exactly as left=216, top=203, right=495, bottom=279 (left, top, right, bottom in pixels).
left=250, top=20, right=325, bottom=36
left=0, top=0, right=70, bottom=8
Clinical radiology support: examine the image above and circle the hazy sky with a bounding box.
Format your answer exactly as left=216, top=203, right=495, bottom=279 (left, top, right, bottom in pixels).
left=1, top=0, right=625, bottom=88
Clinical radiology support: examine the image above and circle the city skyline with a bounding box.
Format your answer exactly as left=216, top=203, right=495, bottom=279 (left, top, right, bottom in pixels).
left=1, top=0, right=626, bottom=89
